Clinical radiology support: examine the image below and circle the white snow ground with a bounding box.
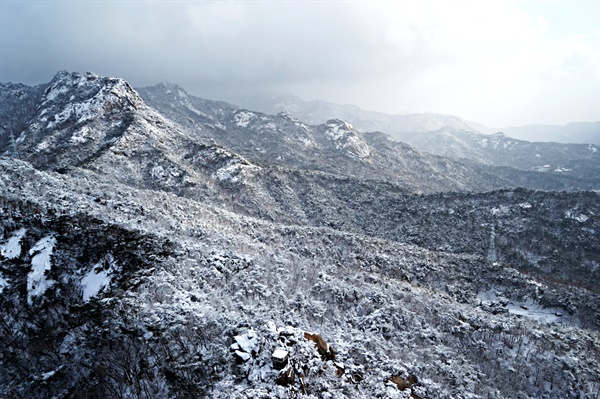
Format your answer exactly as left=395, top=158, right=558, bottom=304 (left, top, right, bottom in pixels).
left=27, top=235, right=57, bottom=305
left=81, top=255, right=117, bottom=302
left=0, top=228, right=27, bottom=259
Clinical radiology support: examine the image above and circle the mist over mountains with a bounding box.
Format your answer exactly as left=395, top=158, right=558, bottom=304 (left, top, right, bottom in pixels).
left=0, top=71, right=599, bottom=399
left=231, top=93, right=600, bottom=146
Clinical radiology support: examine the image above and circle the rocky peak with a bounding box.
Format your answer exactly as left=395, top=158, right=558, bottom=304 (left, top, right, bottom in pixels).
left=41, top=70, right=143, bottom=112
left=276, top=110, right=297, bottom=121
left=325, top=119, right=353, bottom=133
left=153, top=81, right=190, bottom=99
left=7, top=71, right=154, bottom=170
left=323, top=119, right=371, bottom=160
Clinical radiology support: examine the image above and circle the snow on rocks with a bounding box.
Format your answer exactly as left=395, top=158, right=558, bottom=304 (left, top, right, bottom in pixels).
left=234, top=328, right=258, bottom=354
left=36, top=71, right=143, bottom=145
left=0, top=227, right=26, bottom=259
left=231, top=328, right=259, bottom=362
left=325, top=120, right=354, bottom=141
left=225, top=322, right=390, bottom=396
left=69, top=125, right=92, bottom=144
left=324, top=119, right=372, bottom=160
left=299, top=136, right=317, bottom=149
left=565, top=210, right=589, bottom=223
left=27, top=235, right=57, bottom=305
left=345, top=135, right=372, bottom=159
left=491, top=205, right=510, bottom=216
left=214, top=159, right=245, bottom=182
left=234, top=111, right=256, bottom=128
left=213, top=156, right=259, bottom=183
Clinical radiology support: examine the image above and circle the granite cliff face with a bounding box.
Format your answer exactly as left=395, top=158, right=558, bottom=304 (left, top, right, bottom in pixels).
left=0, top=72, right=599, bottom=399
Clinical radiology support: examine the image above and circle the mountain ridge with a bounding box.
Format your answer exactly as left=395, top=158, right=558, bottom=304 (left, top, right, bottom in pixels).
left=137, top=81, right=599, bottom=193
left=230, top=92, right=600, bottom=145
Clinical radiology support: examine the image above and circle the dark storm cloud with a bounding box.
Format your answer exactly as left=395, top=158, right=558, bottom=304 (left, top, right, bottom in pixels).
left=2, top=2, right=406, bottom=90
left=1, top=1, right=598, bottom=126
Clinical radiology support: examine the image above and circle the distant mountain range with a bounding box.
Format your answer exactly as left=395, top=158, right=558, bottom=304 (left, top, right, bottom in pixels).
left=472, top=121, right=600, bottom=146
left=0, top=72, right=599, bottom=399
left=231, top=93, right=600, bottom=145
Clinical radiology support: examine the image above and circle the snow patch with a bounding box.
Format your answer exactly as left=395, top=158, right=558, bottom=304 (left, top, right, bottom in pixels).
left=554, top=167, right=572, bottom=172
left=214, top=160, right=242, bottom=182
left=213, top=158, right=259, bottom=183
left=27, top=235, right=57, bottom=305
left=150, top=165, right=165, bottom=179
left=41, top=370, right=56, bottom=380
left=507, top=302, right=565, bottom=325
left=234, top=111, right=256, bottom=128
left=325, top=120, right=353, bottom=141
left=70, top=125, right=91, bottom=144
left=46, top=107, right=73, bottom=130
left=345, top=135, right=372, bottom=159
left=478, top=290, right=569, bottom=325
left=491, top=205, right=510, bottom=216
left=1, top=228, right=27, bottom=259
left=81, top=255, right=117, bottom=302
left=565, top=210, right=589, bottom=223
left=36, top=140, right=51, bottom=152
left=261, top=122, right=277, bottom=131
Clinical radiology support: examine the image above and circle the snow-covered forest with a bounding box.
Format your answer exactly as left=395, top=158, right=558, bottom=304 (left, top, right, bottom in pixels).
left=0, top=72, right=598, bottom=398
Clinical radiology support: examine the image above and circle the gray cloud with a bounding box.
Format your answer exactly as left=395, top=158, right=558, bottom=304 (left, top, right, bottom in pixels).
left=1, top=1, right=598, bottom=127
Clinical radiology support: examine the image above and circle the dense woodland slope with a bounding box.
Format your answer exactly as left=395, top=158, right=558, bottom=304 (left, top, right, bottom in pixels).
left=0, top=71, right=598, bottom=399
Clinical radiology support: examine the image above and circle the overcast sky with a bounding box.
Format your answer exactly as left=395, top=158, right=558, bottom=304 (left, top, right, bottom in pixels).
left=1, top=0, right=598, bottom=127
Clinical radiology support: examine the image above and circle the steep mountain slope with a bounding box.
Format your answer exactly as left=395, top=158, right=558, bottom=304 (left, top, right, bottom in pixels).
left=0, top=81, right=45, bottom=152
left=228, top=93, right=599, bottom=180
left=138, top=83, right=598, bottom=193
left=1, top=72, right=599, bottom=399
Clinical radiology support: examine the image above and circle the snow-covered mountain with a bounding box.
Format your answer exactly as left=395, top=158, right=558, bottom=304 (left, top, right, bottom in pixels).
left=229, top=93, right=477, bottom=135
left=232, top=93, right=600, bottom=146
left=472, top=121, right=600, bottom=146
left=0, top=72, right=599, bottom=399
left=392, top=128, right=599, bottom=182
left=227, top=93, right=599, bottom=183
left=137, top=83, right=598, bottom=193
